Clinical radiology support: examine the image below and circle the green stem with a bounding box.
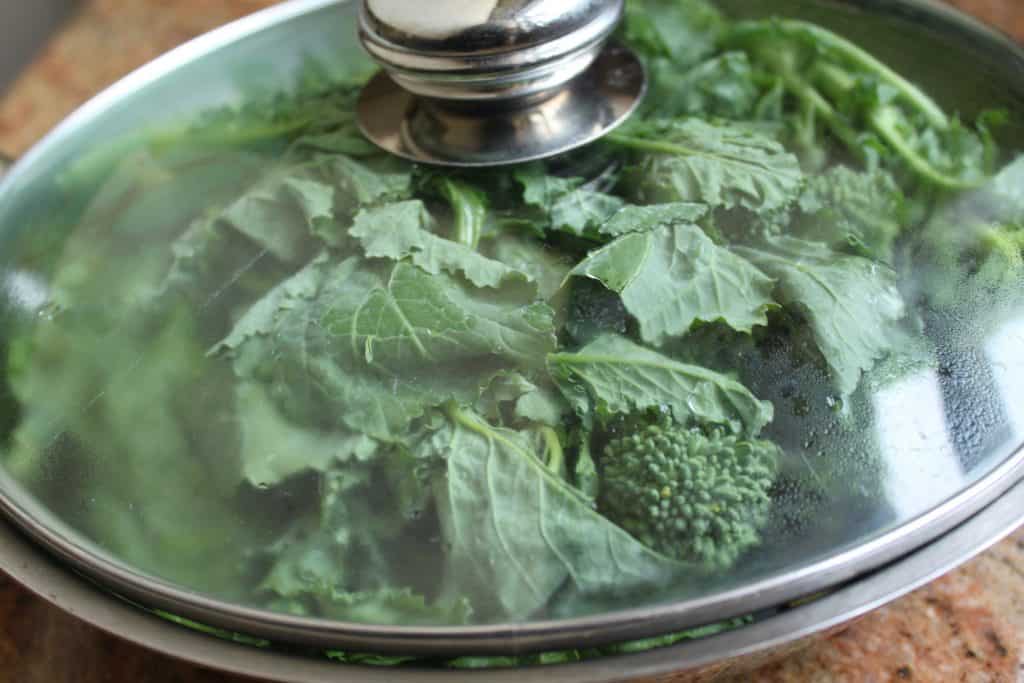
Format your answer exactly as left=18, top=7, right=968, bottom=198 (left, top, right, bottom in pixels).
left=782, top=63, right=982, bottom=190
left=444, top=404, right=591, bottom=504
left=446, top=404, right=519, bottom=452
left=59, top=117, right=312, bottom=194
left=605, top=133, right=773, bottom=170
left=437, top=178, right=485, bottom=250
left=777, top=71, right=862, bottom=154
left=603, top=134, right=703, bottom=158
left=870, top=107, right=986, bottom=190
left=572, top=428, right=600, bottom=502
left=539, top=426, right=565, bottom=476
left=723, top=19, right=949, bottom=129
left=722, top=19, right=988, bottom=189
left=981, top=227, right=1024, bottom=270
left=150, top=117, right=312, bottom=154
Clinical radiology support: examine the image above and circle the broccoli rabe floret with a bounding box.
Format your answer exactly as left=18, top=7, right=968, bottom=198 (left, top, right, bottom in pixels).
left=600, top=422, right=779, bottom=571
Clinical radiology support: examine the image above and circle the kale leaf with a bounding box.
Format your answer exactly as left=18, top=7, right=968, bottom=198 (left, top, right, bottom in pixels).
left=734, top=237, right=907, bottom=396
left=548, top=334, right=773, bottom=436
left=215, top=255, right=556, bottom=442
left=613, top=118, right=804, bottom=213
left=429, top=406, right=682, bottom=621
left=570, top=221, right=776, bottom=341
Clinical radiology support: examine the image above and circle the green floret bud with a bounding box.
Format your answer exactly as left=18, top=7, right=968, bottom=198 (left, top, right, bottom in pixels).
left=600, top=423, right=779, bottom=571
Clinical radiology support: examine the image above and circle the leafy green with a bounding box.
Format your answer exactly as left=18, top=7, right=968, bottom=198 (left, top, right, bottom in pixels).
left=721, top=19, right=997, bottom=189
left=914, top=157, right=1024, bottom=312
left=612, top=119, right=804, bottom=213
left=598, top=202, right=709, bottom=238
left=516, top=166, right=625, bottom=238
left=234, top=381, right=377, bottom=487
left=548, top=335, right=773, bottom=436
left=483, top=231, right=574, bottom=301
left=349, top=201, right=528, bottom=290
left=646, top=52, right=762, bottom=120
left=3, top=0, right=1011, bottom=649
left=734, top=237, right=906, bottom=396
left=431, top=406, right=682, bottom=620
left=794, top=165, right=906, bottom=263
left=257, top=465, right=469, bottom=625
left=622, top=0, right=725, bottom=69
left=216, top=255, right=556, bottom=442
left=570, top=222, right=775, bottom=342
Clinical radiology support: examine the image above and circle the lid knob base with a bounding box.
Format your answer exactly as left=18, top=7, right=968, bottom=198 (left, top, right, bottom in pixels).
left=357, top=42, right=646, bottom=167
left=356, top=0, right=646, bottom=166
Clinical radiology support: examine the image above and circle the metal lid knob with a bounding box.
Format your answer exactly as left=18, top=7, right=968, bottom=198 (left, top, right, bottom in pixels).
left=356, top=0, right=646, bottom=167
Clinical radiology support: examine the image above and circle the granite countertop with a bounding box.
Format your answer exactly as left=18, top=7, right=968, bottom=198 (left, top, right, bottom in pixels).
left=1, top=2, right=1023, bottom=681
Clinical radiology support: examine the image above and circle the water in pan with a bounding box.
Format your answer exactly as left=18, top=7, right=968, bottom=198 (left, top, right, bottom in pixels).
left=0, top=0, right=1022, bottom=633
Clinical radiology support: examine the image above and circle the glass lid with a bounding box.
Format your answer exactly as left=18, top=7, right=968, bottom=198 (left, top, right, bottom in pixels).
left=1, top=0, right=1024, bottom=654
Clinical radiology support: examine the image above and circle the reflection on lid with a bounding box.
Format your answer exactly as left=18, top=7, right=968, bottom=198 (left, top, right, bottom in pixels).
left=874, top=370, right=964, bottom=519
left=987, top=317, right=1024, bottom=435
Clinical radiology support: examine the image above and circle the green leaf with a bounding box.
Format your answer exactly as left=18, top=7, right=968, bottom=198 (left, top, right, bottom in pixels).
left=349, top=200, right=528, bottom=290
left=216, top=255, right=555, bottom=441
left=646, top=52, right=761, bottom=120
left=598, top=202, right=709, bottom=238
left=473, top=372, right=539, bottom=424
left=259, top=466, right=467, bottom=624
left=8, top=305, right=255, bottom=596
left=794, top=165, right=906, bottom=263
left=913, top=157, right=1024, bottom=312
left=623, top=0, right=724, bottom=68
left=722, top=19, right=996, bottom=189
left=259, top=468, right=379, bottom=602
left=570, top=222, right=776, bottom=342
left=515, top=384, right=569, bottom=427
left=323, top=155, right=412, bottom=220
left=483, top=231, right=574, bottom=301
left=235, top=381, right=377, bottom=487
left=219, top=165, right=325, bottom=264
left=473, top=372, right=569, bottom=428
left=516, top=167, right=625, bottom=237
left=295, top=129, right=379, bottom=157
left=614, top=119, right=804, bottom=213
left=734, top=237, right=906, bottom=396
left=161, top=212, right=290, bottom=331
left=431, top=407, right=681, bottom=620
left=548, top=334, right=773, bottom=436
left=220, top=155, right=411, bottom=256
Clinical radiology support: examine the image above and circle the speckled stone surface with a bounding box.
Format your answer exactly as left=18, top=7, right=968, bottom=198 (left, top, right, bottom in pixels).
left=0, top=2, right=1023, bottom=682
